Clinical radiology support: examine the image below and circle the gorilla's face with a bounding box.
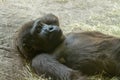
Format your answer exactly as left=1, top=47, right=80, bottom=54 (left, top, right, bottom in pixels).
left=30, top=19, right=64, bottom=52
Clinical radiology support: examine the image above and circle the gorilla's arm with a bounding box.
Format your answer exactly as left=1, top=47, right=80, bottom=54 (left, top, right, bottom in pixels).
left=32, top=54, right=85, bottom=80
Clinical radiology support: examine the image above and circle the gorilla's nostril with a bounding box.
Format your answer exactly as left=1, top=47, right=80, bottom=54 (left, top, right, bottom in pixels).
left=49, top=27, right=53, bottom=30
left=49, top=26, right=55, bottom=32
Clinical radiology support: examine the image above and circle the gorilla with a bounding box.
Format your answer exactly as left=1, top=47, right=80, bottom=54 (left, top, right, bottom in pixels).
left=15, top=14, right=120, bottom=80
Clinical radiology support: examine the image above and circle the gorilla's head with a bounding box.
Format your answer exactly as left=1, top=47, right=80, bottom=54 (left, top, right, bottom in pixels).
left=29, top=14, right=64, bottom=53
left=17, top=14, right=65, bottom=59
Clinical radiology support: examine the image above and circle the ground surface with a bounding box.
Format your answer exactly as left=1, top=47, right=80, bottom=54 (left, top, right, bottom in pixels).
left=0, top=0, right=120, bottom=80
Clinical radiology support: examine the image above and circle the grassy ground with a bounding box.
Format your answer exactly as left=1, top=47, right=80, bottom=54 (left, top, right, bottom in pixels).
left=0, top=0, right=120, bottom=80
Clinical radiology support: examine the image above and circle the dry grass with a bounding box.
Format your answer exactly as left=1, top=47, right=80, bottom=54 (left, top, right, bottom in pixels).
left=0, top=0, right=120, bottom=80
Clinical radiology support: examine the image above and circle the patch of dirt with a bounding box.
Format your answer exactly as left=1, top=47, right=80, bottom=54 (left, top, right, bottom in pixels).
left=0, top=0, right=120, bottom=80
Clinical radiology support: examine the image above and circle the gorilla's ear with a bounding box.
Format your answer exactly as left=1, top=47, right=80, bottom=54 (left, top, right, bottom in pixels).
left=41, top=13, right=59, bottom=26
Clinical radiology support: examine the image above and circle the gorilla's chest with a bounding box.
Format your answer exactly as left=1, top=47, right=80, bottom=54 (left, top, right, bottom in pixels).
left=60, top=35, right=94, bottom=62
left=60, top=33, right=113, bottom=69
left=63, top=34, right=98, bottom=56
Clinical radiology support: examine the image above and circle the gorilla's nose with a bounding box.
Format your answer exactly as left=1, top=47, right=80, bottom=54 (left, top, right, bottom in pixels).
left=48, top=26, right=54, bottom=32
left=43, top=25, right=58, bottom=32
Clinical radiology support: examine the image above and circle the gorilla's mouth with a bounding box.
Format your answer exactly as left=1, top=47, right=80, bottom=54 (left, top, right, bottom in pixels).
left=39, top=29, right=62, bottom=41
left=39, top=25, right=62, bottom=41
left=49, top=29, right=62, bottom=40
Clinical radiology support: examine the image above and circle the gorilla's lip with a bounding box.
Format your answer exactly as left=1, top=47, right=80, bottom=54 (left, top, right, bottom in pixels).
left=49, top=30, right=61, bottom=40
left=39, top=29, right=62, bottom=40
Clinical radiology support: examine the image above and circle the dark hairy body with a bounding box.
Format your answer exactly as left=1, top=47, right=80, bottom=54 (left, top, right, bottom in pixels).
left=56, top=32, right=120, bottom=76
left=15, top=14, right=120, bottom=80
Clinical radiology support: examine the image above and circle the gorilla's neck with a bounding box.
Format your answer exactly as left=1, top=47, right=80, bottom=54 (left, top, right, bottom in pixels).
left=52, top=37, right=66, bottom=58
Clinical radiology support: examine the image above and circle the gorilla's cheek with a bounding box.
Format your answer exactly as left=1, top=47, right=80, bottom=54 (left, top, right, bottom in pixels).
left=39, top=30, right=48, bottom=39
